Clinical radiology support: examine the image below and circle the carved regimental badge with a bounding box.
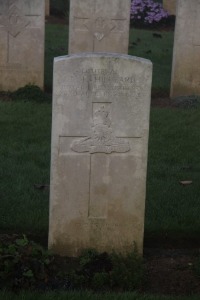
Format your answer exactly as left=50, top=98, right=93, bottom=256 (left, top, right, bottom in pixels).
left=71, top=105, right=130, bottom=154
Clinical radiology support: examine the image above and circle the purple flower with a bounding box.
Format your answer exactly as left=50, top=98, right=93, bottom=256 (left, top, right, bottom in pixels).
left=130, top=0, right=169, bottom=24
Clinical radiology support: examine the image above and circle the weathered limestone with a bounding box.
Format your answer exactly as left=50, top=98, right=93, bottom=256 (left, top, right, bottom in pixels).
left=68, top=0, right=131, bottom=54
left=170, top=0, right=200, bottom=98
left=0, top=0, right=45, bottom=91
left=163, top=0, right=176, bottom=15
left=49, top=53, right=152, bottom=257
left=45, top=0, right=50, bottom=16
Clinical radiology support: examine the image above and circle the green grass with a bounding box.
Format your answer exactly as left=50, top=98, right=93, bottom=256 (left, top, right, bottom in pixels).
left=0, top=23, right=199, bottom=240
left=1, top=291, right=200, bottom=300
left=44, top=24, right=174, bottom=94
left=1, top=23, right=199, bottom=239
left=0, top=20, right=199, bottom=300
left=45, top=24, right=68, bottom=90
left=129, top=28, right=174, bottom=95
left=0, top=101, right=200, bottom=239
left=146, top=108, right=200, bottom=238
left=0, top=102, right=51, bottom=234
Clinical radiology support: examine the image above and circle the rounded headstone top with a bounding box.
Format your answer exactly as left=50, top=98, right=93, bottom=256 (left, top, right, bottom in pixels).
left=54, top=52, right=152, bottom=66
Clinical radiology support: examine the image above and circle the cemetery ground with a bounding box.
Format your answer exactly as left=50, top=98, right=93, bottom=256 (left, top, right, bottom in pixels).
left=0, top=20, right=200, bottom=299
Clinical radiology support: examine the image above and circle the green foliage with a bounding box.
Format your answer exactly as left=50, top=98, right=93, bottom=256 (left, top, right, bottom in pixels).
left=11, top=85, right=51, bottom=103
left=74, top=249, right=112, bottom=290
left=68, top=248, right=144, bottom=291
left=0, top=235, right=53, bottom=289
left=109, top=251, right=144, bottom=291
left=0, top=236, right=144, bottom=292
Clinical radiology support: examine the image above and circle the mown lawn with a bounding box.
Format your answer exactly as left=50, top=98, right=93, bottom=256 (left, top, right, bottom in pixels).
left=0, top=24, right=179, bottom=236
left=0, top=101, right=200, bottom=239
left=129, top=28, right=174, bottom=95
left=0, top=102, right=51, bottom=234
left=146, top=108, right=200, bottom=239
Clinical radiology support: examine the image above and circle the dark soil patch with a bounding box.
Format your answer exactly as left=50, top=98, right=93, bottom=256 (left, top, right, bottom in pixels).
left=46, top=15, right=68, bottom=25
left=144, top=248, right=200, bottom=295
left=151, top=97, right=172, bottom=108
left=151, top=96, right=200, bottom=109
left=0, top=91, right=12, bottom=102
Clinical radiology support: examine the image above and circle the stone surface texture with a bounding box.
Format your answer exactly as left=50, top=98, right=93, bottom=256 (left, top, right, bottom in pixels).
left=0, top=0, right=45, bottom=91
left=49, top=53, right=152, bottom=257
left=45, top=0, right=50, bottom=16
left=170, top=0, right=200, bottom=98
left=163, top=0, right=176, bottom=15
left=68, top=0, right=131, bottom=54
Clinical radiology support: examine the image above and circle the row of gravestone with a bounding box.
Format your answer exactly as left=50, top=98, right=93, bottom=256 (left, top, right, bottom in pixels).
left=0, top=0, right=199, bottom=257
left=0, top=0, right=199, bottom=98
left=48, top=0, right=200, bottom=256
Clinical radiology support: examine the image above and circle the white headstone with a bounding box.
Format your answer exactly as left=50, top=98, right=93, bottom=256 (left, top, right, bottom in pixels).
left=68, top=0, right=131, bottom=54
left=170, top=0, right=200, bottom=97
left=0, top=0, right=45, bottom=91
left=49, top=53, right=152, bottom=257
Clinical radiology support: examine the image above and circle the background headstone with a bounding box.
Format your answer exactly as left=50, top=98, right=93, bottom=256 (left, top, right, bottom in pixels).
left=163, top=0, right=176, bottom=15
left=0, top=0, right=45, bottom=91
left=68, top=0, right=131, bottom=54
left=49, top=53, right=152, bottom=257
left=45, top=0, right=50, bottom=16
left=170, top=0, right=200, bottom=98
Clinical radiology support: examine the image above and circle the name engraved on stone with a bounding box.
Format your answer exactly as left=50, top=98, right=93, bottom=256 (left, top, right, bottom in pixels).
left=71, top=104, right=130, bottom=154
left=62, top=67, right=143, bottom=100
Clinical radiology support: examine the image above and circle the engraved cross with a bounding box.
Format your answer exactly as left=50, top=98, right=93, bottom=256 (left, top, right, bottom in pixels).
left=73, top=0, right=127, bottom=45
left=59, top=102, right=132, bottom=219
left=74, top=15, right=126, bottom=41
left=0, top=0, right=40, bottom=66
